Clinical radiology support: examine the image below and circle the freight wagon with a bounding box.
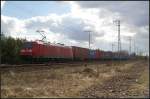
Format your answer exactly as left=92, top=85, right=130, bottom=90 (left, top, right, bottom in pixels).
left=95, top=49, right=102, bottom=60
left=100, top=51, right=112, bottom=60
left=71, top=46, right=89, bottom=60
left=112, top=51, right=129, bottom=60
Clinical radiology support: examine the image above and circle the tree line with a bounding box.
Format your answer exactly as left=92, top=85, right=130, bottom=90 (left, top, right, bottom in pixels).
left=0, top=34, right=26, bottom=64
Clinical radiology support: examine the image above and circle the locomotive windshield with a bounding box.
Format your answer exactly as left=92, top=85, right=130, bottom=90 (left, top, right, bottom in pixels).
left=22, top=42, right=32, bottom=48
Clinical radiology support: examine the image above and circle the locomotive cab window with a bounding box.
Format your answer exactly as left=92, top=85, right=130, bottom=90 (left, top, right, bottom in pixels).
left=22, top=42, right=32, bottom=49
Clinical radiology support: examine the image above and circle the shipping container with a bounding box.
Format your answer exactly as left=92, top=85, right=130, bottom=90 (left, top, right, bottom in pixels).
left=95, top=49, right=102, bottom=59
left=89, top=50, right=96, bottom=59
left=101, top=51, right=112, bottom=60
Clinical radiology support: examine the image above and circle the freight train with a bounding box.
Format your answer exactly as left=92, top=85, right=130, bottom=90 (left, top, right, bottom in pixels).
left=20, top=41, right=129, bottom=62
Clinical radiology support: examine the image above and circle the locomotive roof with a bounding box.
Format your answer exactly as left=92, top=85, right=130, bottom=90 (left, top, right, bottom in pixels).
left=28, top=41, right=72, bottom=48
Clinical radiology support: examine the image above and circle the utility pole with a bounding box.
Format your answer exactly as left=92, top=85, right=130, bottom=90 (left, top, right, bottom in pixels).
left=89, top=31, right=91, bottom=49
left=111, top=43, right=115, bottom=65
left=133, top=38, right=135, bottom=54
left=113, top=20, right=121, bottom=60
left=84, top=30, right=92, bottom=50
left=112, top=43, right=115, bottom=52
left=135, top=45, right=137, bottom=56
left=128, top=36, right=132, bottom=55
left=137, top=48, right=139, bottom=56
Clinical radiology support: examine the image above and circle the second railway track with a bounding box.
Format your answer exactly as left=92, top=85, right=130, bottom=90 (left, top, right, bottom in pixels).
left=0, top=61, right=109, bottom=70
left=0, top=60, right=132, bottom=72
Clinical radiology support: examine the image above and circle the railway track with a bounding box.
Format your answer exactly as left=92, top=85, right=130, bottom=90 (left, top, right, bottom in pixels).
left=0, top=60, right=134, bottom=71
left=0, top=63, right=81, bottom=69
left=0, top=61, right=107, bottom=69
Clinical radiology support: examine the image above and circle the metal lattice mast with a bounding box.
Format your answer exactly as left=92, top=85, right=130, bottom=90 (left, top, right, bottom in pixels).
left=118, top=20, right=121, bottom=54
left=113, top=20, right=121, bottom=59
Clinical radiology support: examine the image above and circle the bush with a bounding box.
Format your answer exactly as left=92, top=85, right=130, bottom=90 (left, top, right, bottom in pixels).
left=0, top=34, right=26, bottom=64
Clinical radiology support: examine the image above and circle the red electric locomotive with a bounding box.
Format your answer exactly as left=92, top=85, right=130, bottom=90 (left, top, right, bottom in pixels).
left=20, top=41, right=73, bottom=62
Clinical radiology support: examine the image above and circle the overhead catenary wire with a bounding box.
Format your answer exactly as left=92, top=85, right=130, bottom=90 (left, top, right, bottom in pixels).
left=36, top=30, right=47, bottom=42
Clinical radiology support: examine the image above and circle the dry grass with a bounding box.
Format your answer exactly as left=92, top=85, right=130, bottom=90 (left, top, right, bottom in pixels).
left=128, top=65, right=149, bottom=97
left=1, top=64, right=100, bottom=98
left=1, top=60, right=149, bottom=98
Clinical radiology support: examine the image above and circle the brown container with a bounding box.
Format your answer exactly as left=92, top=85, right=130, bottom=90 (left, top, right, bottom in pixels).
left=95, top=49, right=102, bottom=59
left=72, top=46, right=89, bottom=60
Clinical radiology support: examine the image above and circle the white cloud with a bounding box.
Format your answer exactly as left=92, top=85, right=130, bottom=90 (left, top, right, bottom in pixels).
left=70, top=1, right=149, bottom=54
left=1, top=1, right=149, bottom=55
left=74, top=1, right=149, bottom=26
left=1, top=15, right=26, bottom=37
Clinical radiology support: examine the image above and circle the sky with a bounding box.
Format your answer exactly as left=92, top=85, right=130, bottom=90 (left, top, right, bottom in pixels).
left=1, top=1, right=149, bottom=56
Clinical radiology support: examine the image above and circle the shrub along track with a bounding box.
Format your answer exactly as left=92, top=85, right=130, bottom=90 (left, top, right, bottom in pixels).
left=79, top=60, right=149, bottom=98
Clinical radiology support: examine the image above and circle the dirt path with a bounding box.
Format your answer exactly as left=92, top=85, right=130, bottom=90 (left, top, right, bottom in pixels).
left=79, top=60, right=149, bottom=98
